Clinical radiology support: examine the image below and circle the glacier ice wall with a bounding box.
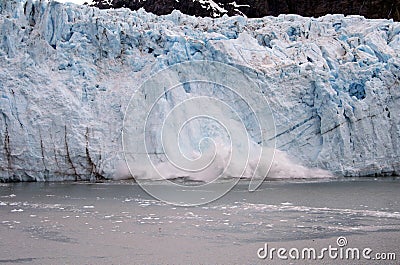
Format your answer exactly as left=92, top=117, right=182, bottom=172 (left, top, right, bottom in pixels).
left=0, top=0, right=399, bottom=181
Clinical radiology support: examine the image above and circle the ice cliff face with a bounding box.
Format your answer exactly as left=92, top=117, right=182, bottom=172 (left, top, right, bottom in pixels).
left=0, top=0, right=399, bottom=181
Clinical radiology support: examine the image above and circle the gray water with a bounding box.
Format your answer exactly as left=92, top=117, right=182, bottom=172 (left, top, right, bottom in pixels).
left=0, top=178, right=399, bottom=264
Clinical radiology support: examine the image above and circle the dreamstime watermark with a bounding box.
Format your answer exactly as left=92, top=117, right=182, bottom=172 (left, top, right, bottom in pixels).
left=257, top=236, right=397, bottom=261
left=122, top=61, right=276, bottom=206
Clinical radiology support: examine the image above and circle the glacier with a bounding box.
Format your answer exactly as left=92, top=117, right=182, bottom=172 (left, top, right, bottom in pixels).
left=0, top=0, right=399, bottom=182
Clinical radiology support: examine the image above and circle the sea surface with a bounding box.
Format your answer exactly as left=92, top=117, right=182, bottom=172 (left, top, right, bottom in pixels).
left=0, top=178, right=399, bottom=264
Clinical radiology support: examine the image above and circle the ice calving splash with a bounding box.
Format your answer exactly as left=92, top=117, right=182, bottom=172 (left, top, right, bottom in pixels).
left=122, top=61, right=274, bottom=205
left=122, top=61, right=331, bottom=206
